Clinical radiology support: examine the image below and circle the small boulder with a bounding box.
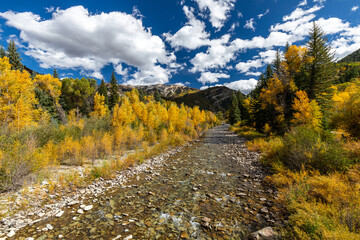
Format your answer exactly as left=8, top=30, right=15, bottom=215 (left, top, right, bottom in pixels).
left=249, top=227, right=279, bottom=240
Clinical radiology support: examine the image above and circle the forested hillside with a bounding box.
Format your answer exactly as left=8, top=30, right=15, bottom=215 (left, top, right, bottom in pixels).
left=339, top=48, right=360, bottom=63
left=229, top=23, right=360, bottom=239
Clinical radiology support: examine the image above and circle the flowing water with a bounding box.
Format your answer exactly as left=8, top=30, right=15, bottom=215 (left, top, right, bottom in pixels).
left=13, top=124, right=281, bottom=239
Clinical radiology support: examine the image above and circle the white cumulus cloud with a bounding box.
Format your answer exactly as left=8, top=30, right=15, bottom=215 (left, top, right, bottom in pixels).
left=224, top=78, right=258, bottom=94
left=198, top=72, right=230, bottom=84
left=352, top=6, right=359, bottom=12
left=164, top=6, right=210, bottom=50
left=193, top=0, right=236, bottom=29
left=0, top=6, right=176, bottom=84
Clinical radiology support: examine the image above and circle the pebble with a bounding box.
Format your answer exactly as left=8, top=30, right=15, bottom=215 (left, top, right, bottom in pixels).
left=77, top=209, right=84, bottom=214
left=80, top=205, right=93, bottom=211
left=67, top=201, right=79, bottom=206
left=55, top=210, right=64, bottom=218
left=180, top=232, right=189, bottom=239
left=7, top=230, right=16, bottom=237
left=123, top=235, right=133, bottom=240
left=46, top=224, right=53, bottom=230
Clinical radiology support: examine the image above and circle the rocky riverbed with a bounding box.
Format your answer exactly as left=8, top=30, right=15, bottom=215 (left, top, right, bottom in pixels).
left=3, top=124, right=283, bottom=239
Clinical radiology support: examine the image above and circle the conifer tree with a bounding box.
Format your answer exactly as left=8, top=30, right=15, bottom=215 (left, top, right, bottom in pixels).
left=303, top=22, right=335, bottom=110
left=53, top=69, right=59, bottom=79
left=0, top=46, right=5, bottom=58
left=273, top=49, right=282, bottom=77
left=237, top=91, right=249, bottom=122
left=284, top=42, right=290, bottom=53
left=154, top=89, right=162, bottom=102
left=6, top=40, right=23, bottom=71
left=108, top=71, right=119, bottom=111
left=265, top=64, right=273, bottom=80
left=98, top=79, right=109, bottom=106
left=229, top=92, right=241, bottom=124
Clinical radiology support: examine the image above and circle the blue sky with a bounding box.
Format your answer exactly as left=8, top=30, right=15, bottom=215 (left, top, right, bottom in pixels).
left=0, top=0, right=359, bottom=93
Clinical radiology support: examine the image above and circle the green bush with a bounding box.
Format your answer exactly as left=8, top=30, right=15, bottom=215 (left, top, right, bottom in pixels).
left=279, top=126, right=353, bottom=174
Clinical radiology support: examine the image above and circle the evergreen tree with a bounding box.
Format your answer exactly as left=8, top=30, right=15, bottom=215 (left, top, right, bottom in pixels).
left=53, top=69, right=59, bottom=79
left=303, top=22, right=335, bottom=116
left=284, top=42, right=290, bottom=53
left=6, top=40, right=23, bottom=71
left=108, top=71, right=120, bottom=111
left=98, top=79, right=109, bottom=106
left=273, top=49, right=282, bottom=77
left=229, top=92, right=241, bottom=124
left=237, top=91, right=249, bottom=123
left=265, top=64, right=273, bottom=80
left=138, top=89, right=147, bottom=102
left=0, top=46, right=5, bottom=58
left=250, top=74, right=266, bottom=99
left=154, top=89, right=162, bottom=102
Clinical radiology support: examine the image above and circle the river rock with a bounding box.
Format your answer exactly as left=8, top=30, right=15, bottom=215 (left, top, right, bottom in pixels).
left=55, top=210, right=64, bottom=217
left=7, top=230, right=16, bottom=237
left=80, top=205, right=93, bottom=211
left=249, top=227, right=279, bottom=240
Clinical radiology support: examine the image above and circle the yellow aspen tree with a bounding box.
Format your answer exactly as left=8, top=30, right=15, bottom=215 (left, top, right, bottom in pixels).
left=91, top=92, right=108, bottom=118
left=283, top=45, right=309, bottom=78
left=292, top=90, right=322, bottom=130
left=112, top=97, right=135, bottom=127
left=34, top=74, right=62, bottom=101
left=0, top=57, right=39, bottom=131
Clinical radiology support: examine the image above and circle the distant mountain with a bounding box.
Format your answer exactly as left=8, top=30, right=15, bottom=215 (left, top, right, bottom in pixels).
left=169, top=86, right=237, bottom=113
left=116, top=84, right=197, bottom=98
left=339, top=48, right=360, bottom=63
left=116, top=84, right=236, bottom=113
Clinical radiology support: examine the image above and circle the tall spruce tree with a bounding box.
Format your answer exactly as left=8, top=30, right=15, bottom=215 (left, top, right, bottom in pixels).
left=265, top=64, right=273, bottom=80
left=237, top=91, right=249, bottom=123
left=53, top=69, right=59, bottom=79
left=273, top=49, right=282, bottom=77
left=7, top=40, right=23, bottom=71
left=108, top=71, right=120, bottom=111
left=229, top=92, right=241, bottom=125
left=0, top=46, right=5, bottom=58
left=303, top=22, right=335, bottom=111
left=98, top=79, right=109, bottom=106
left=154, top=89, right=162, bottom=102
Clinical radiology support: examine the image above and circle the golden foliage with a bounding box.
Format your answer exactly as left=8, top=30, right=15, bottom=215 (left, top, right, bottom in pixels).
left=33, top=74, right=62, bottom=102
left=90, top=92, right=108, bottom=118
left=0, top=57, right=40, bottom=131
left=292, top=90, right=322, bottom=130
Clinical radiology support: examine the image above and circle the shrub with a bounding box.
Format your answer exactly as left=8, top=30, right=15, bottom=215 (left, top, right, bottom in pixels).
left=278, top=126, right=353, bottom=174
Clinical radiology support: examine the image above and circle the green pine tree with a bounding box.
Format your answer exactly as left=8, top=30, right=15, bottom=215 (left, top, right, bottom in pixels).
left=265, top=64, right=273, bottom=80
left=6, top=40, right=23, bottom=71
left=237, top=91, right=249, bottom=123
left=53, top=69, right=59, bottom=79
left=98, top=79, right=109, bottom=106
left=273, top=49, right=282, bottom=77
left=229, top=92, right=241, bottom=125
left=154, top=89, right=162, bottom=102
left=303, top=22, right=336, bottom=119
left=0, top=46, right=5, bottom=58
left=284, top=42, right=290, bottom=53
left=108, top=71, right=120, bottom=111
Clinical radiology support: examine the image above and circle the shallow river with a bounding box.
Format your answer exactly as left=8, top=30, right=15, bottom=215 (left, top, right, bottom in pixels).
left=14, top=124, right=280, bottom=239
